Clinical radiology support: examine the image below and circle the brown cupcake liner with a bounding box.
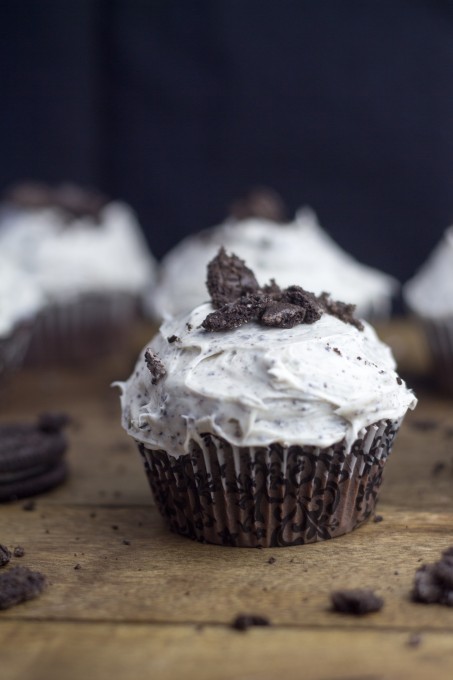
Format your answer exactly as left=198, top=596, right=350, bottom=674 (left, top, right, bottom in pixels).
left=420, top=316, right=453, bottom=394
left=137, top=418, right=401, bottom=548
left=25, top=292, right=139, bottom=364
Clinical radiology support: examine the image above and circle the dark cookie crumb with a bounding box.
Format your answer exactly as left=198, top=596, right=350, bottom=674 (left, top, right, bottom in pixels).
left=206, top=247, right=260, bottom=309
left=260, top=301, right=306, bottom=329
left=167, top=335, right=180, bottom=344
left=0, top=566, right=46, bottom=610
left=202, top=249, right=364, bottom=333
left=0, top=545, right=11, bottom=567
left=74, top=564, right=82, bottom=570
left=407, top=633, right=423, bottom=648
left=331, top=588, right=384, bottom=615
left=412, top=546, right=453, bottom=606
left=122, top=539, right=131, bottom=546
left=231, top=614, right=271, bottom=631
left=396, top=377, right=403, bottom=385
left=13, top=547, right=25, bottom=558
left=373, top=514, right=384, bottom=523
left=22, top=500, right=36, bottom=512
left=144, top=349, right=166, bottom=384
left=317, top=292, right=364, bottom=331
left=202, top=294, right=267, bottom=332
left=111, top=525, right=119, bottom=531
left=267, top=556, right=276, bottom=564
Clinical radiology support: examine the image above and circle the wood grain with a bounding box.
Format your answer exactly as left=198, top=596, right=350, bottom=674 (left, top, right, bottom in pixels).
left=1, top=318, right=453, bottom=679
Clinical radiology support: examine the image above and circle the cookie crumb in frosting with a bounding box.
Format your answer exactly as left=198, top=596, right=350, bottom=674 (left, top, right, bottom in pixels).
left=144, top=349, right=166, bottom=385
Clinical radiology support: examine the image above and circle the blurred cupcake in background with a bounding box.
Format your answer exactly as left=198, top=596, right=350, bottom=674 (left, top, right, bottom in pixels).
left=404, top=226, right=453, bottom=394
left=151, top=187, right=397, bottom=323
left=0, top=255, right=44, bottom=382
left=0, top=182, right=157, bottom=364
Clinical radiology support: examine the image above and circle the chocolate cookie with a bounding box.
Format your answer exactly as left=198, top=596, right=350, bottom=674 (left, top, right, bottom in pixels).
left=0, top=413, right=69, bottom=502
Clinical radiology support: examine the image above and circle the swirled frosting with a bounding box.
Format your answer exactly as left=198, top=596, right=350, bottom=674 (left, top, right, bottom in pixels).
left=152, top=209, right=397, bottom=320
left=404, top=227, right=453, bottom=318
left=0, top=201, right=156, bottom=302
left=117, top=303, right=416, bottom=458
left=0, top=256, right=44, bottom=337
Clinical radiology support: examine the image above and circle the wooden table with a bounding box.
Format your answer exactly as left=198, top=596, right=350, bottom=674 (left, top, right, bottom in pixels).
left=1, top=319, right=453, bottom=680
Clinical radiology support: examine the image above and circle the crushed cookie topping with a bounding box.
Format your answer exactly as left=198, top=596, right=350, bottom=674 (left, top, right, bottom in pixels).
left=144, top=349, right=166, bottom=384
left=202, top=248, right=364, bottom=332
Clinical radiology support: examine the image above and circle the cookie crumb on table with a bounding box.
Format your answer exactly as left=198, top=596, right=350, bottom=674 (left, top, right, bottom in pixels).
left=0, top=566, right=46, bottom=610
left=231, top=614, right=271, bottom=631
left=412, top=546, right=453, bottom=606
left=331, top=588, right=384, bottom=615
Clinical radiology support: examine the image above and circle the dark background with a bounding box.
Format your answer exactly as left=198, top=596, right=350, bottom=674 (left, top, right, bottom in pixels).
left=2, top=0, right=453, bottom=285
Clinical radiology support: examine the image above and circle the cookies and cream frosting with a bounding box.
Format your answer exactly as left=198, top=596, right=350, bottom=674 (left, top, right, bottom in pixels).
left=118, top=250, right=415, bottom=458
left=152, top=208, right=397, bottom=320
left=404, top=227, right=453, bottom=318
left=0, top=197, right=156, bottom=302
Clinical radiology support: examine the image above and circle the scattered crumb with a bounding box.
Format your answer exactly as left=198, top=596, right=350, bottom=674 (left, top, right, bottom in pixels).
left=111, top=525, right=119, bottom=531
left=331, top=589, right=384, bottom=615
left=231, top=614, right=271, bottom=631
left=0, top=545, right=11, bottom=568
left=0, top=566, right=46, bottom=610
left=13, top=547, right=25, bottom=558
left=167, top=335, right=180, bottom=344
left=412, top=546, right=453, bottom=606
left=22, top=500, right=36, bottom=512
left=267, top=556, right=276, bottom=564
left=122, top=539, right=131, bottom=546
left=89, top=512, right=97, bottom=519
left=74, top=564, right=82, bottom=570
left=373, top=515, right=384, bottom=523
left=407, top=633, right=423, bottom=648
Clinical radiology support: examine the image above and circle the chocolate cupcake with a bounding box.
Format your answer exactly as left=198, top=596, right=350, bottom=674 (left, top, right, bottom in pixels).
left=0, top=182, right=157, bottom=364
left=151, top=188, right=397, bottom=322
left=118, top=250, right=416, bottom=547
left=404, top=227, right=453, bottom=394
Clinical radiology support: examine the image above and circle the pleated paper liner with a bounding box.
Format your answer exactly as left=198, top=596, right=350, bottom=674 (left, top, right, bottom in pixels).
left=0, top=321, right=33, bottom=386
left=138, top=418, right=401, bottom=548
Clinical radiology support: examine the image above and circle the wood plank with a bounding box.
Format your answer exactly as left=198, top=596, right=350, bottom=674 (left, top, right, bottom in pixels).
left=2, top=503, right=453, bottom=630
left=2, top=621, right=453, bottom=680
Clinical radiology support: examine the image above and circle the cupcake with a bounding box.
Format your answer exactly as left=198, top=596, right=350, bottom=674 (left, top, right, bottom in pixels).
left=403, top=227, right=453, bottom=393
left=117, top=249, right=416, bottom=547
left=151, top=188, right=397, bottom=322
left=0, top=255, right=43, bottom=382
left=0, top=182, right=157, bottom=363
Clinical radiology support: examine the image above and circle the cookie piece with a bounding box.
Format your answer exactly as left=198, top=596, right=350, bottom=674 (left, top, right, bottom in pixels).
left=0, top=566, right=46, bottom=610
left=412, top=546, right=453, bottom=605
left=0, top=413, right=69, bottom=502
left=331, top=588, right=384, bottom=615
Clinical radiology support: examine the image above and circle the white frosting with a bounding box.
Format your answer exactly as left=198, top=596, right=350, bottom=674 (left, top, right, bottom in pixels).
left=0, top=256, right=44, bottom=337
left=152, top=209, right=397, bottom=320
left=117, top=303, right=416, bottom=458
left=404, top=227, right=453, bottom=318
left=0, top=202, right=156, bottom=302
